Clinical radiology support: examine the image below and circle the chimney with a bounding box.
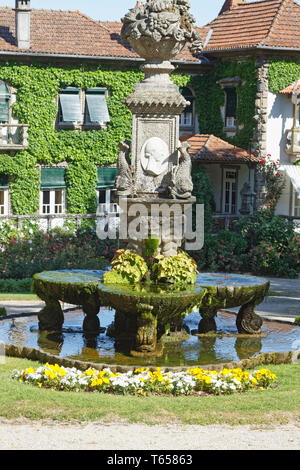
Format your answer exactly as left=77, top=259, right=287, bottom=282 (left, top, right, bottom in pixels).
left=14, top=1, right=31, bottom=50
left=219, top=0, right=246, bottom=16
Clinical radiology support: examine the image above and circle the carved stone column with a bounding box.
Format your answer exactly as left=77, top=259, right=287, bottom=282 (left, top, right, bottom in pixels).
left=252, top=59, right=270, bottom=210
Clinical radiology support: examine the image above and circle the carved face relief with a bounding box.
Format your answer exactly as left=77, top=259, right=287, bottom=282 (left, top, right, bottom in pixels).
left=140, top=137, right=169, bottom=177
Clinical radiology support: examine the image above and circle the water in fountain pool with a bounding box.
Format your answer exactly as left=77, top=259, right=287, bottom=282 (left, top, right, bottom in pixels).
left=0, top=308, right=299, bottom=367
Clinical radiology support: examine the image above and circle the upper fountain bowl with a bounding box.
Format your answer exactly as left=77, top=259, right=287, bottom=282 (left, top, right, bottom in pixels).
left=120, top=0, right=203, bottom=61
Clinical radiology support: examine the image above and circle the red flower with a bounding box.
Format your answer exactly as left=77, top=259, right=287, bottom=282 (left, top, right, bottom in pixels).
left=10, top=237, right=15, bottom=244
left=260, top=158, right=265, bottom=163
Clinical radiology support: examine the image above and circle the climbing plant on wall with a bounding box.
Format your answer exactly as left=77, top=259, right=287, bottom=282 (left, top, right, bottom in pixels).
left=268, top=58, right=300, bottom=93
left=0, top=59, right=257, bottom=215
left=0, top=62, right=144, bottom=214
left=187, top=59, right=258, bottom=150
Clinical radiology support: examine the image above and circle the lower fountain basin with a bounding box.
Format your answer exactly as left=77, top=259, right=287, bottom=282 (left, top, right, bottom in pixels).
left=32, top=270, right=270, bottom=356
left=1, top=309, right=300, bottom=368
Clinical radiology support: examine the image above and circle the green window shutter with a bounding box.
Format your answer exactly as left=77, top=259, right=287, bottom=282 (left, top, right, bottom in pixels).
left=0, top=82, right=10, bottom=123
left=41, top=168, right=66, bottom=189
left=225, top=88, right=237, bottom=118
left=86, top=88, right=110, bottom=124
left=97, top=167, right=117, bottom=189
left=59, top=88, right=82, bottom=123
left=0, top=174, right=8, bottom=189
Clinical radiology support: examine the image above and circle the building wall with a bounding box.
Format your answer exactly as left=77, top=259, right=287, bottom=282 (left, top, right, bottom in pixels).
left=203, top=163, right=253, bottom=214
left=266, top=90, right=294, bottom=216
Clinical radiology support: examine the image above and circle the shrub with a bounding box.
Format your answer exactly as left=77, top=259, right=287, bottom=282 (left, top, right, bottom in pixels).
left=190, top=211, right=299, bottom=278
left=0, top=279, right=33, bottom=293
left=0, top=307, right=7, bottom=317
left=0, top=226, right=114, bottom=279
left=152, top=249, right=198, bottom=285
left=103, top=249, right=148, bottom=284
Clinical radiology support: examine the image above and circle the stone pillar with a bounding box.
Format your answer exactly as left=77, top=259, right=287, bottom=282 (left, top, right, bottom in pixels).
left=252, top=59, right=269, bottom=210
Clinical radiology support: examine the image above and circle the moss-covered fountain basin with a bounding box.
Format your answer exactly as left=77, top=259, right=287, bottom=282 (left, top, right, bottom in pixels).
left=31, top=269, right=271, bottom=359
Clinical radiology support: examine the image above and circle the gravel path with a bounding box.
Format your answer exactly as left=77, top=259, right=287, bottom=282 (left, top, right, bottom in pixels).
left=0, top=420, right=299, bottom=450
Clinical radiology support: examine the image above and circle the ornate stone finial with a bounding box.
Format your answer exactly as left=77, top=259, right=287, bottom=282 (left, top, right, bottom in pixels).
left=121, top=0, right=202, bottom=60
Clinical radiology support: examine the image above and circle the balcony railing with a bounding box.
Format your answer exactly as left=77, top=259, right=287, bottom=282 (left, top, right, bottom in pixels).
left=0, top=124, right=29, bottom=150
left=286, top=128, right=300, bottom=163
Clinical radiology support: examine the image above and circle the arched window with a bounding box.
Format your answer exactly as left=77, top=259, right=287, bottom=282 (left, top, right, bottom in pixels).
left=180, top=87, right=195, bottom=131
left=0, top=82, right=10, bottom=123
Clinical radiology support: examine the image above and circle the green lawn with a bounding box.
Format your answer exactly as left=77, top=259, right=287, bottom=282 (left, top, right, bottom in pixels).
left=0, top=293, right=39, bottom=301
left=0, top=358, right=299, bottom=425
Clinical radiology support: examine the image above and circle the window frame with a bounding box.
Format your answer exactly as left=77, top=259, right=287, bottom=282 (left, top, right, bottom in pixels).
left=97, top=188, right=119, bottom=215
left=40, top=188, right=66, bottom=216
left=57, top=86, right=110, bottom=131
left=179, top=87, right=195, bottom=132
left=0, top=188, right=8, bottom=216
left=222, top=168, right=239, bottom=215
left=293, top=188, right=300, bottom=217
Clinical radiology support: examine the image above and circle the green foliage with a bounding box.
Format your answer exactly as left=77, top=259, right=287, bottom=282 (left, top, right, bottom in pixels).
left=0, top=62, right=143, bottom=214
left=192, top=164, right=215, bottom=232
left=103, top=249, right=148, bottom=285
left=0, top=278, right=32, bottom=293
left=295, top=317, right=300, bottom=324
left=235, top=210, right=295, bottom=251
left=193, top=212, right=300, bottom=278
left=152, top=249, right=198, bottom=285
left=256, top=155, right=286, bottom=213
left=143, top=236, right=159, bottom=258
left=65, top=155, right=98, bottom=214
left=191, top=60, right=257, bottom=149
left=0, top=227, right=111, bottom=279
left=0, top=307, right=6, bottom=317
left=268, top=59, right=300, bottom=94
left=0, top=219, right=40, bottom=244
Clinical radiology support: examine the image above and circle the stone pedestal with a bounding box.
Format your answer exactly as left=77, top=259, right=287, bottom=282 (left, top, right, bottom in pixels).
left=122, top=196, right=195, bottom=257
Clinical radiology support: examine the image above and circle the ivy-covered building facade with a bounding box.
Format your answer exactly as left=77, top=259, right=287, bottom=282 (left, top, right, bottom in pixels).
left=0, top=0, right=300, bottom=231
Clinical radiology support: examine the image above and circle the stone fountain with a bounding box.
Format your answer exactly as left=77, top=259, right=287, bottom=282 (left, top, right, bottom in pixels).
left=33, top=0, right=270, bottom=362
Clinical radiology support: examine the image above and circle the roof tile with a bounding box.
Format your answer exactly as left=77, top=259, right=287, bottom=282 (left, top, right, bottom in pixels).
left=181, top=134, right=258, bottom=163
left=0, top=7, right=198, bottom=61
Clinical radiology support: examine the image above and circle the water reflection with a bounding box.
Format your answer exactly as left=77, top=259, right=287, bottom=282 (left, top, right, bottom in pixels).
left=0, top=309, right=299, bottom=367
left=235, top=336, right=263, bottom=360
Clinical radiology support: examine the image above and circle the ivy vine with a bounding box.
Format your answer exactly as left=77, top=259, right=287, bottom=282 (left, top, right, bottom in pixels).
left=188, top=59, right=258, bottom=150
left=0, top=59, right=257, bottom=215
left=268, top=58, right=300, bottom=94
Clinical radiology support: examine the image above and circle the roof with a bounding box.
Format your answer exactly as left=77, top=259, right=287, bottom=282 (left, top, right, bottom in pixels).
left=181, top=134, right=259, bottom=163
left=280, top=78, right=300, bottom=94
left=0, top=7, right=198, bottom=62
left=203, top=0, right=300, bottom=53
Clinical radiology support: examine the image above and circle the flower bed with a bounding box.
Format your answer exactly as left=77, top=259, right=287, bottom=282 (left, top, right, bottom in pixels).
left=12, top=363, right=277, bottom=396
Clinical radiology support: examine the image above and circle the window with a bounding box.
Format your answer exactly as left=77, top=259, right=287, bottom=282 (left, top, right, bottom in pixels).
left=58, top=87, right=82, bottom=126
left=58, top=87, right=110, bottom=129
left=0, top=189, right=8, bottom=215
left=224, top=87, right=237, bottom=129
left=85, top=88, right=110, bottom=126
left=97, top=167, right=118, bottom=214
left=223, top=170, right=238, bottom=214
left=41, top=189, right=65, bottom=215
left=40, top=168, right=66, bottom=215
left=293, top=190, right=300, bottom=217
left=179, top=87, right=195, bottom=130
left=0, top=82, right=10, bottom=123
left=0, top=174, right=9, bottom=215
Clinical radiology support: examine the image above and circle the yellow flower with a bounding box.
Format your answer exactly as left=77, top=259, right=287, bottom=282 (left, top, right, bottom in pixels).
left=85, top=369, right=96, bottom=377
left=37, top=382, right=42, bottom=388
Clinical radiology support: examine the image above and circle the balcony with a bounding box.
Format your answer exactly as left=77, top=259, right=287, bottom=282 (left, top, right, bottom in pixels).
left=0, top=124, right=29, bottom=150
left=286, top=128, right=300, bottom=163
